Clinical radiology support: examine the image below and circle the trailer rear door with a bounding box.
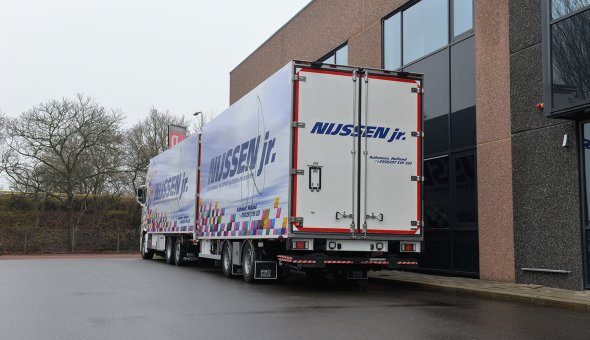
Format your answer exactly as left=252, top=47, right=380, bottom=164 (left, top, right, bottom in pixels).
left=292, top=67, right=358, bottom=234
left=359, top=72, right=422, bottom=236
left=292, top=66, right=422, bottom=237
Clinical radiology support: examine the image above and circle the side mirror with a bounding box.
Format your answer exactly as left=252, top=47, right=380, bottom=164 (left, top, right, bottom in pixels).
left=136, top=185, right=147, bottom=206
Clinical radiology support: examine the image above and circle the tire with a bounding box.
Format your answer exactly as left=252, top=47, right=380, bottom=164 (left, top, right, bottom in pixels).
left=165, top=237, right=176, bottom=265
left=242, top=241, right=256, bottom=283
left=222, top=242, right=232, bottom=278
left=141, top=234, right=154, bottom=260
left=174, top=239, right=183, bottom=266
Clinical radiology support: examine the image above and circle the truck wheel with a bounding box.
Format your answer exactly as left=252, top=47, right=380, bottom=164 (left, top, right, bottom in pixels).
left=222, top=242, right=232, bottom=278
left=242, top=241, right=256, bottom=283
left=165, top=237, right=176, bottom=265
left=141, top=234, right=154, bottom=260
left=174, top=239, right=184, bottom=266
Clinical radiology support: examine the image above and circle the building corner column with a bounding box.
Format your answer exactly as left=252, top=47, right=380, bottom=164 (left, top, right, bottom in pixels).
left=474, top=0, right=515, bottom=282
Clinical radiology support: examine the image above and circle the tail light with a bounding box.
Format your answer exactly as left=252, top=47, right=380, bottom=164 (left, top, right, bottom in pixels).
left=400, top=242, right=421, bottom=253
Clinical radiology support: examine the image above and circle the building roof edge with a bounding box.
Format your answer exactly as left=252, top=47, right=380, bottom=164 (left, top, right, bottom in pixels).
left=229, top=0, right=316, bottom=74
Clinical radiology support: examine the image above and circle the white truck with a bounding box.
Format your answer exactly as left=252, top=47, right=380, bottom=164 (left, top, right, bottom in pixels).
left=136, top=61, right=424, bottom=282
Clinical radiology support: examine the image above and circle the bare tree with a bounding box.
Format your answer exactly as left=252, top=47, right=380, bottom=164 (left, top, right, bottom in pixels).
left=124, top=107, right=194, bottom=191
left=1, top=94, right=125, bottom=252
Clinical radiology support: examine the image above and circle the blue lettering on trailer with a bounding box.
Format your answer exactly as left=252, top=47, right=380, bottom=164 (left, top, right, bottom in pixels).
left=207, top=130, right=277, bottom=185
left=153, top=172, right=190, bottom=202
left=310, top=122, right=406, bottom=142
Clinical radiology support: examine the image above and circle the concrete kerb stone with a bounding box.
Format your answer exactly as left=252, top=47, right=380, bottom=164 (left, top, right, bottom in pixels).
left=369, top=273, right=590, bottom=311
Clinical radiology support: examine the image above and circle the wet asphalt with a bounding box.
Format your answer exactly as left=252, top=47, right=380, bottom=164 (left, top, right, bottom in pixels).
left=0, top=256, right=589, bottom=340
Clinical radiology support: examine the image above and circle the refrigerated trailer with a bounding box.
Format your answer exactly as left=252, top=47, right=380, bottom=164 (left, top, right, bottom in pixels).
left=136, top=61, right=424, bottom=282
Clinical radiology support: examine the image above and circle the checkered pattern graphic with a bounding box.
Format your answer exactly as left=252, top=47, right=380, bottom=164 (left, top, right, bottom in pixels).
left=198, top=198, right=288, bottom=238
left=146, top=208, right=195, bottom=233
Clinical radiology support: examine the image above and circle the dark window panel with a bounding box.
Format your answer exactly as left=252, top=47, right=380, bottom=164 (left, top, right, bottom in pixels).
left=452, top=230, right=479, bottom=273
left=383, top=13, right=401, bottom=70
left=552, top=0, right=590, bottom=19
left=424, top=115, right=450, bottom=156
left=451, top=37, right=475, bottom=112
left=402, top=0, right=449, bottom=64
left=450, top=106, right=476, bottom=150
left=450, top=37, right=476, bottom=149
left=424, top=157, right=451, bottom=228
left=335, top=45, right=348, bottom=65
left=584, top=123, right=590, bottom=223
left=551, top=9, right=590, bottom=109
left=453, top=153, right=477, bottom=226
left=405, top=49, right=450, bottom=120
left=420, top=229, right=453, bottom=270
left=586, top=231, right=590, bottom=284
left=453, top=0, right=473, bottom=36
left=405, top=50, right=450, bottom=155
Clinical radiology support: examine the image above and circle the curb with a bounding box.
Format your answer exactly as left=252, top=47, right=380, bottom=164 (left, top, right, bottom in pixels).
left=369, top=276, right=590, bottom=312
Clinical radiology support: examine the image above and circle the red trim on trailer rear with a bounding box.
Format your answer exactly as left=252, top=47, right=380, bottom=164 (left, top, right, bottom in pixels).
left=295, top=226, right=418, bottom=234
left=293, top=67, right=354, bottom=233
left=367, top=74, right=417, bottom=84
left=416, top=86, right=422, bottom=231
left=292, top=71, right=300, bottom=228
left=363, top=75, right=422, bottom=236
left=292, top=69, right=421, bottom=236
left=300, top=68, right=354, bottom=77
left=295, top=227, right=351, bottom=233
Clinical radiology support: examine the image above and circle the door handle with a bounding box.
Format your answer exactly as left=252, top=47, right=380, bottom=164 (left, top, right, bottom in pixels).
left=336, top=211, right=354, bottom=220
left=366, top=212, right=384, bottom=222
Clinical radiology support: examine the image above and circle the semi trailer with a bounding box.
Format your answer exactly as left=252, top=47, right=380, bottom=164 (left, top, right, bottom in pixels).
left=136, top=61, right=424, bottom=282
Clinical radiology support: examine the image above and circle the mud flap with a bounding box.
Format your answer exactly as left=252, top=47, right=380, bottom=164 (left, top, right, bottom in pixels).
left=254, top=261, right=277, bottom=280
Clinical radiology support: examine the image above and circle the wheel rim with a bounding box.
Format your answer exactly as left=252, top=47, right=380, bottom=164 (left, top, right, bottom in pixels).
left=142, top=236, right=146, bottom=255
left=244, top=245, right=252, bottom=276
left=175, top=242, right=181, bottom=262
left=167, top=241, right=171, bottom=259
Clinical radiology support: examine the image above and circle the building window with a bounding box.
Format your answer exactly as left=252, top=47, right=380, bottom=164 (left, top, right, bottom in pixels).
left=382, top=0, right=477, bottom=276
left=382, top=0, right=473, bottom=70
left=403, top=0, right=448, bottom=64
left=552, top=0, right=590, bottom=19
left=318, top=43, right=348, bottom=65
left=453, top=0, right=473, bottom=37
left=383, top=13, right=401, bottom=70
left=543, top=1, right=590, bottom=117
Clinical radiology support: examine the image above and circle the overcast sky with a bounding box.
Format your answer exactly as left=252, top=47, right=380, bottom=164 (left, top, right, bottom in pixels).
left=0, top=0, right=311, bottom=125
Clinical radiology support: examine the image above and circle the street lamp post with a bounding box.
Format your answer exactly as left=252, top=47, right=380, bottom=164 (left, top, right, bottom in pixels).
left=193, top=111, right=203, bottom=132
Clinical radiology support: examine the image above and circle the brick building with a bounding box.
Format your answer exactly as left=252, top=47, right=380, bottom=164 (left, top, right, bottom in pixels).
left=229, top=0, right=590, bottom=290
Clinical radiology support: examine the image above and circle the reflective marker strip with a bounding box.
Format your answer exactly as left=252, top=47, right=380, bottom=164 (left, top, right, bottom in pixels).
left=277, top=255, right=316, bottom=264
left=360, top=261, right=389, bottom=265
left=325, top=260, right=354, bottom=264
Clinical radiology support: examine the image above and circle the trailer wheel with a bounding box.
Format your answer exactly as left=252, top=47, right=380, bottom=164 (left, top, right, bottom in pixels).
left=242, top=241, right=255, bottom=283
left=221, top=242, right=232, bottom=278
left=165, top=237, right=176, bottom=265
left=140, top=234, right=154, bottom=260
left=174, top=239, right=184, bottom=266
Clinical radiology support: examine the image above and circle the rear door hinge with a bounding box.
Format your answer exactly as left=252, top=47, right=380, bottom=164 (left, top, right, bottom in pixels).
left=411, top=220, right=424, bottom=227
left=411, top=131, right=424, bottom=138
left=293, top=75, right=306, bottom=82
left=411, top=176, right=424, bottom=182
left=291, top=121, right=306, bottom=128
left=411, top=87, right=424, bottom=94
left=290, top=169, right=305, bottom=175
left=290, top=217, right=304, bottom=224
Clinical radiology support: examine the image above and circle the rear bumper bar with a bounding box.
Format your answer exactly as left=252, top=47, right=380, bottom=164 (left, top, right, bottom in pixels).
left=276, top=254, right=418, bottom=270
